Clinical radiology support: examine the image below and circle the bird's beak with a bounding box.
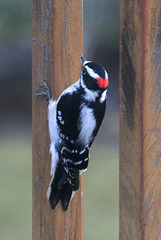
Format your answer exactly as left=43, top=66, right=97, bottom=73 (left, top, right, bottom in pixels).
left=80, top=55, right=86, bottom=67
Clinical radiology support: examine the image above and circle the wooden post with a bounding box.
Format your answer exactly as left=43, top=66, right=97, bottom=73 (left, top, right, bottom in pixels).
left=32, top=1, right=83, bottom=239
left=120, top=0, right=161, bottom=239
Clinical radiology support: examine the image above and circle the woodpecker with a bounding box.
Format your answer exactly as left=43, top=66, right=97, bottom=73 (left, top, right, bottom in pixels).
left=36, top=56, right=109, bottom=211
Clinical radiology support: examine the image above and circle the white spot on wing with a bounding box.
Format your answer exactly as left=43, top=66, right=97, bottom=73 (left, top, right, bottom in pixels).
left=58, top=115, right=62, bottom=121
left=61, top=146, right=70, bottom=154
left=66, top=159, right=74, bottom=164
left=79, top=149, right=86, bottom=155
left=75, top=160, right=82, bottom=165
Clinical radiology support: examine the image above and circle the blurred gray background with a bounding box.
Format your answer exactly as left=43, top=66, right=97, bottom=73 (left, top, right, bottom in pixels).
left=0, top=0, right=119, bottom=239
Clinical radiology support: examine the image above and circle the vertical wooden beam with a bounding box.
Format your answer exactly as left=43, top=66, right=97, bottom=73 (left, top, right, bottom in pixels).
left=120, top=0, right=161, bottom=239
left=32, top=1, right=83, bottom=239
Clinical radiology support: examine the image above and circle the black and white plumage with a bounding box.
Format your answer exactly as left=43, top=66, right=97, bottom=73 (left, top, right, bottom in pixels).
left=36, top=56, right=109, bottom=211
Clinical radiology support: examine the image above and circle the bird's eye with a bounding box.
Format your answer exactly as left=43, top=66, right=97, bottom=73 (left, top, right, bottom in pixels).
left=83, top=67, right=87, bottom=75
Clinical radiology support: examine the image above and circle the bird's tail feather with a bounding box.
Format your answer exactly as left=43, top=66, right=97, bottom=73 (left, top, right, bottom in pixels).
left=47, top=164, right=74, bottom=211
left=60, top=182, right=73, bottom=211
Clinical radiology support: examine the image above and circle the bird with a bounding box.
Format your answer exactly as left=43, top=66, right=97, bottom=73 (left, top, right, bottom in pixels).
left=36, top=55, right=109, bottom=211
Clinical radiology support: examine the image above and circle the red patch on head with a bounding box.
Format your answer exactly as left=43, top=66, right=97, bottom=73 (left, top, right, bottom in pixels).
left=97, top=77, right=109, bottom=89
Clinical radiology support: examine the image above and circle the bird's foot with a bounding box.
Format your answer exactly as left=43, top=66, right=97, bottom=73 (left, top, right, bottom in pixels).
left=35, top=80, right=51, bottom=100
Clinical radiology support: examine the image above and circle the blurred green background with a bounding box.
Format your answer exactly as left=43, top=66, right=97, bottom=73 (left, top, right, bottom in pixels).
left=0, top=0, right=119, bottom=239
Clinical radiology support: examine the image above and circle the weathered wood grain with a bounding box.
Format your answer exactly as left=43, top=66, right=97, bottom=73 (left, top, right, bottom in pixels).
left=32, top=1, right=83, bottom=239
left=120, top=0, right=161, bottom=239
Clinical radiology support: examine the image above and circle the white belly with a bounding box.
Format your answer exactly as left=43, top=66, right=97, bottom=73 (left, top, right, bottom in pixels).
left=77, top=105, right=96, bottom=146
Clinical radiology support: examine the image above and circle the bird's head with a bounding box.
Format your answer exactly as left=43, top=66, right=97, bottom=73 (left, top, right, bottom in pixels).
left=80, top=55, right=109, bottom=91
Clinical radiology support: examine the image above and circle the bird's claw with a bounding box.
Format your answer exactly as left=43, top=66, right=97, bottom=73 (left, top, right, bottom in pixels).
left=35, top=80, right=51, bottom=100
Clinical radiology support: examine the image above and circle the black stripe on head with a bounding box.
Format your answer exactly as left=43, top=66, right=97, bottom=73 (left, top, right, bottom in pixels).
left=86, top=62, right=105, bottom=79
left=83, top=72, right=99, bottom=91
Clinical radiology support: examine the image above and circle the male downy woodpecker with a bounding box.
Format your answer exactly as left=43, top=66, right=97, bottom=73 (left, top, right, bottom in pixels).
left=36, top=56, right=109, bottom=211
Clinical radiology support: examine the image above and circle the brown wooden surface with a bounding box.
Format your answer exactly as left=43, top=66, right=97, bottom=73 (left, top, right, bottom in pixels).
left=32, top=1, right=83, bottom=239
left=120, top=0, right=161, bottom=239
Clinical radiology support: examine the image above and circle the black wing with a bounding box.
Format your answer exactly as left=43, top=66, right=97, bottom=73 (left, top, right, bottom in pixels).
left=57, top=91, right=82, bottom=142
left=56, top=91, right=90, bottom=187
